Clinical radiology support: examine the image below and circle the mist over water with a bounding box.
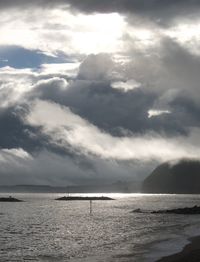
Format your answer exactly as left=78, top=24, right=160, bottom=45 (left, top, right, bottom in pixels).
left=1, top=193, right=200, bottom=262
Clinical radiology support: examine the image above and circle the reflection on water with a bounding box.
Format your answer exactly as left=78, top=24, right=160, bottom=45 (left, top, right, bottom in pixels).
left=1, top=193, right=200, bottom=261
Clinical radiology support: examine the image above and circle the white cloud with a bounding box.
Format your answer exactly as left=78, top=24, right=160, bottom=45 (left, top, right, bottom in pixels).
left=0, top=65, right=72, bottom=108
left=25, top=100, right=200, bottom=163
left=165, top=21, right=200, bottom=55
left=0, top=147, right=149, bottom=185
left=40, top=62, right=81, bottom=77
left=33, top=77, right=68, bottom=92
left=0, top=148, right=91, bottom=185
left=1, top=3, right=200, bottom=186
left=78, top=53, right=113, bottom=80
left=0, top=148, right=32, bottom=172
left=0, top=9, right=126, bottom=55
left=0, top=148, right=31, bottom=161
left=0, top=4, right=199, bottom=59
left=0, top=67, right=36, bottom=107
left=111, top=79, right=141, bottom=92
left=148, top=109, right=171, bottom=118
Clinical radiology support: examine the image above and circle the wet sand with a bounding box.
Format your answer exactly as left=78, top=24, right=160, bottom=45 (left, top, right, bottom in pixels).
left=157, top=236, right=200, bottom=262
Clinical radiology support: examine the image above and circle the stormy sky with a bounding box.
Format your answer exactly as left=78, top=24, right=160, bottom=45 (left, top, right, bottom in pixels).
left=0, top=0, right=200, bottom=186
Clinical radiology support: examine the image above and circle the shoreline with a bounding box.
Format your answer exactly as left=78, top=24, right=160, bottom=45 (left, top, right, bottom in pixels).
left=157, top=235, right=200, bottom=262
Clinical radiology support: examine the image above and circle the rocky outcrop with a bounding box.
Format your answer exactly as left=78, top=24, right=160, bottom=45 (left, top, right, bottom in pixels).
left=55, top=196, right=114, bottom=201
left=0, top=196, right=23, bottom=202
left=152, top=205, right=200, bottom=214
left=132, top=206, right=200, bottom=215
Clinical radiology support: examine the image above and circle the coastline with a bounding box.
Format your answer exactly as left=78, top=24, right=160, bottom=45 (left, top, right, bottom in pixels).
left=157, top=236, right=200, bottom=262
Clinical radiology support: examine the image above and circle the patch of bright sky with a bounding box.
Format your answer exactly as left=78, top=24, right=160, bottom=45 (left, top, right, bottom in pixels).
left=40, top=62, right=81, bottom=77
left=165, top=22, right=200, bottom=55
left=0, top=9, right=126, bottom=55
left=0, top=8, right=165, bottom=57
left=111, top=79, right=141, bottom=92
left=0, top=7, right=199, bottom=61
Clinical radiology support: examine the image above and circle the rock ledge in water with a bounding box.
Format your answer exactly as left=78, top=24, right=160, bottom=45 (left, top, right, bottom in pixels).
left=0, top=196, right=23, bottom=202
left=55, top=196, right=114, bottom=201
left=152, top=205, right=200, bottom=214
left=132, top=205, right=200, bottom=215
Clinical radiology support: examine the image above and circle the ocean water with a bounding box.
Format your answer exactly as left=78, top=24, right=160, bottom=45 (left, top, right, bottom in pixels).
left=1, top=193, right=200, bottom=262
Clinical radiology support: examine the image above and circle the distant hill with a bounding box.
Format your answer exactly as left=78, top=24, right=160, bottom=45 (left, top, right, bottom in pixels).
left=0, top=185, right=67, bottom=193
left=0, top=180, right=141, bottom=193
left=142, top=159, right=200, bottom=194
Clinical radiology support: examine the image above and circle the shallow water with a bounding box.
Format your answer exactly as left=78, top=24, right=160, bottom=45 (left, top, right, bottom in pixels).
left=1, top=193, right=200, bottom=262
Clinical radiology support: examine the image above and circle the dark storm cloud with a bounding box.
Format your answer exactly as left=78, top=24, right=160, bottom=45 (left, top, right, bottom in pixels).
left=170, top=95, right=200, bottom=128
left=66, top=0, right=200, bottom=25
left=0, top=104, right=149, bottom=187
left=0, top=0, right=62, bottom=8
left=28, top=38, right=200, bottom=139
left=0, top=37, right=200, bottom=185
left=0, top=0, right=199, bottom=25
left=37, top=80, right=156, bottom=134
left=0, top=106, right=46, bottom=152
left=1, top=1, right=200, bottom=188
left=161, top=39, right=200, bottom=97
left=26, top=54, right=157, bottom=135
left=0, top=146, right=149, bottom=186
left=1, top=39, right=200, bottom=157
left=0, top=104, right=151, bottom=186
left=33, top=79, right=197, bottom=137
left=0, top=105, right=78, bottom=156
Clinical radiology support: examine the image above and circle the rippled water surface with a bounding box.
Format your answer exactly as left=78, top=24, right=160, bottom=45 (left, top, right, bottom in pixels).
left=1, top=193, right=200, bottom=262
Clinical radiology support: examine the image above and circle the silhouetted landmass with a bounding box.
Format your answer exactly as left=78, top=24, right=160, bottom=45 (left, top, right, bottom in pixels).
left=142, top=159, right=200, bottom=194
left=0, top=185, right=67, bottom=193
left=0, top=180, right=140, bottom=193
left=132, top=205, right=200, bottom=215
left=55, top=196, right=114, bottom=201
left=0, top=196, right=23, bottom=202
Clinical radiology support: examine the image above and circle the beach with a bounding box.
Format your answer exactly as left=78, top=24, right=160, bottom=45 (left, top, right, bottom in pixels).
left=157, top=236, right=200, bottom=262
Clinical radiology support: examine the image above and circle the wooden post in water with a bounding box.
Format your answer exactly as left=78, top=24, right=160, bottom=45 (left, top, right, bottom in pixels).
left=90, top=200, right=92, bottom=215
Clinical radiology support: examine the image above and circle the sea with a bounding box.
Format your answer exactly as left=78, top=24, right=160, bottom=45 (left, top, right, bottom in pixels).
left=1, top=193, right=200, bottom=262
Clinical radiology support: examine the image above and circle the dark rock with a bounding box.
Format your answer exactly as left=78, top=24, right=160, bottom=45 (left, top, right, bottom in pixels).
left=132, top=206, right=200, bottom=215
left=0, top=196, right=23, bottom=202
left=55, top=196, right=114, bottom=201
left=132, top=208, right=142, bottom=213
left=152, top=205, right=200, bottom=215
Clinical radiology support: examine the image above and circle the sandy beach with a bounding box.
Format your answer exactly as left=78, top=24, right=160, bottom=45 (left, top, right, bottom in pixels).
left=157, top=236, right=200, bottom=262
